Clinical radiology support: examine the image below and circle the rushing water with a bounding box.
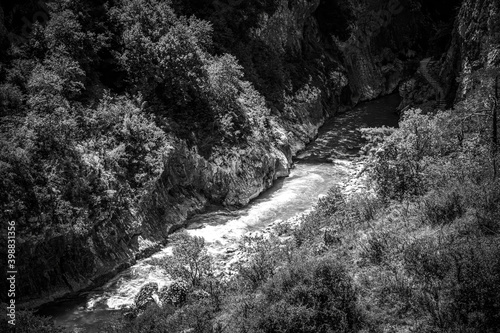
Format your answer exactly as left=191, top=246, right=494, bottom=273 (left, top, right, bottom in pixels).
left=38, top=93, right=401, bottom=332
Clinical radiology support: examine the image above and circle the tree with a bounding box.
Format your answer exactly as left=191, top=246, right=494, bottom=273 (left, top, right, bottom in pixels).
left=162, top=233, right=213, bottom=287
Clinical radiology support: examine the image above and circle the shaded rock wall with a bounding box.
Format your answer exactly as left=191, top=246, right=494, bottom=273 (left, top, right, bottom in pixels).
left=334, top=0, right=430, bottom=103
left=249, top=0, right=431, bottom=104
left=439, top=0, right=500, bottom=103
left=399, top=0, right=499, bottom=109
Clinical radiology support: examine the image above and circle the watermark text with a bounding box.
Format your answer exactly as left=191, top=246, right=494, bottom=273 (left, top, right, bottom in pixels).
left=6, top=221, right=16, bottom=326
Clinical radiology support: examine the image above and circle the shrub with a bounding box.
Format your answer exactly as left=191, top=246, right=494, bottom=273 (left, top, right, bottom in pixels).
left=0, top=93, right=168, bottom=236
left=293, top=186, right=346, bottom=247
left=101, top=306, right=174, bottom=333
left=134, top=282, right=159, bottom=312
left=0, top=83, right=24, bottom=114
left=251, top=257, right=360, bottom=333
left=292, top=212, right=325, bottom=248
left=419, top=188, right=464, bottom=226
left=237, top=235, right=293, bottom=290
left=363, top=109, right=463, bottom=200
left=103, top=294, right=217, bottom=333
left=346, top=193, right=382, bottom=222
left=0, top=311, right=64, bottom=333
left=467, top=180, right=500, bottom=234
left=359, top=231, right=396, bottom=266
left=316, top=186, right=346, bottom=217
left=158, top=280, right=189, bottom=307
left=403, top=236, right=500, bottom=332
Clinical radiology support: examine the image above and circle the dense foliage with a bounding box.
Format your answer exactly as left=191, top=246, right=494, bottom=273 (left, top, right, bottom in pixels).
left=0, top=0, right=285, bottom=241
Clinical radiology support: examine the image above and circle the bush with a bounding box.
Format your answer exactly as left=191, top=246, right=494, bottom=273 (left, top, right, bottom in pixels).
left=359, top=231, right=396, bottom=266
left=316, top=186, right=346, bottom=217
left=104, top=291, right=218, bottom=333
left=101, top=306, right=174, bottom=333
left=467, top=180, right=500, bottom=234
left=237, top=234, right=293, bottom=290
left=403, top=236, right=500, bottom=332
left=292, top=212, right=326, bottom=248
left=419, top=188, right=464, bottom=226
left=261, top=257, right=359, bottom=333
left=292, top=186, right=346, bottom=247
left=0, top=94, right=168, bottom=236
left=346, top=194, right=382, bottom=222
left=0, top=311, right=64, bottom=333
left=0, top=83, right=24, bottom=114
left=224, top=256, right=360, bottom=333
left=363, top=109, right=462, bottom=200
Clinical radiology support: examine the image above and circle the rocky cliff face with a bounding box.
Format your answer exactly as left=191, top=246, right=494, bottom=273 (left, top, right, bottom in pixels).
left=250, top=0, right=433, bottom=102
left=333, top=0, right=430, bottom=103
left=439, top=0, right=500, bottom=103
left=397, top=0, right=499, bottom=110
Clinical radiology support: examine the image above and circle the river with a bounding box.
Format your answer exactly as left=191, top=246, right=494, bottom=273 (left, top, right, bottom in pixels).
left=37, top=93, right=401, bottom=332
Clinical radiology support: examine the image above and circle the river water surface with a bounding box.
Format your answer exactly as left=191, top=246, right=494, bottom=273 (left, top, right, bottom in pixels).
left=38, top=94, right=400, bottom=332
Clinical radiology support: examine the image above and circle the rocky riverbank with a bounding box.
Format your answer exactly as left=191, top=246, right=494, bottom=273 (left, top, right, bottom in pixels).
left=124, top=157, right=373, bottom=317
left=214, top=158, right=371, bottom=274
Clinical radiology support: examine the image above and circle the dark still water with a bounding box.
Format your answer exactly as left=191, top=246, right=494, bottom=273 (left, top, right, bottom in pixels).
left=37, top=93, right=401, bottom=332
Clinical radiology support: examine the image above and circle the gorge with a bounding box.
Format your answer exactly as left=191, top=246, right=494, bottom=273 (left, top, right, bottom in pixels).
left=1, top=0, right=499, bottom=332
left=39, top=93, right=400, bottom=333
